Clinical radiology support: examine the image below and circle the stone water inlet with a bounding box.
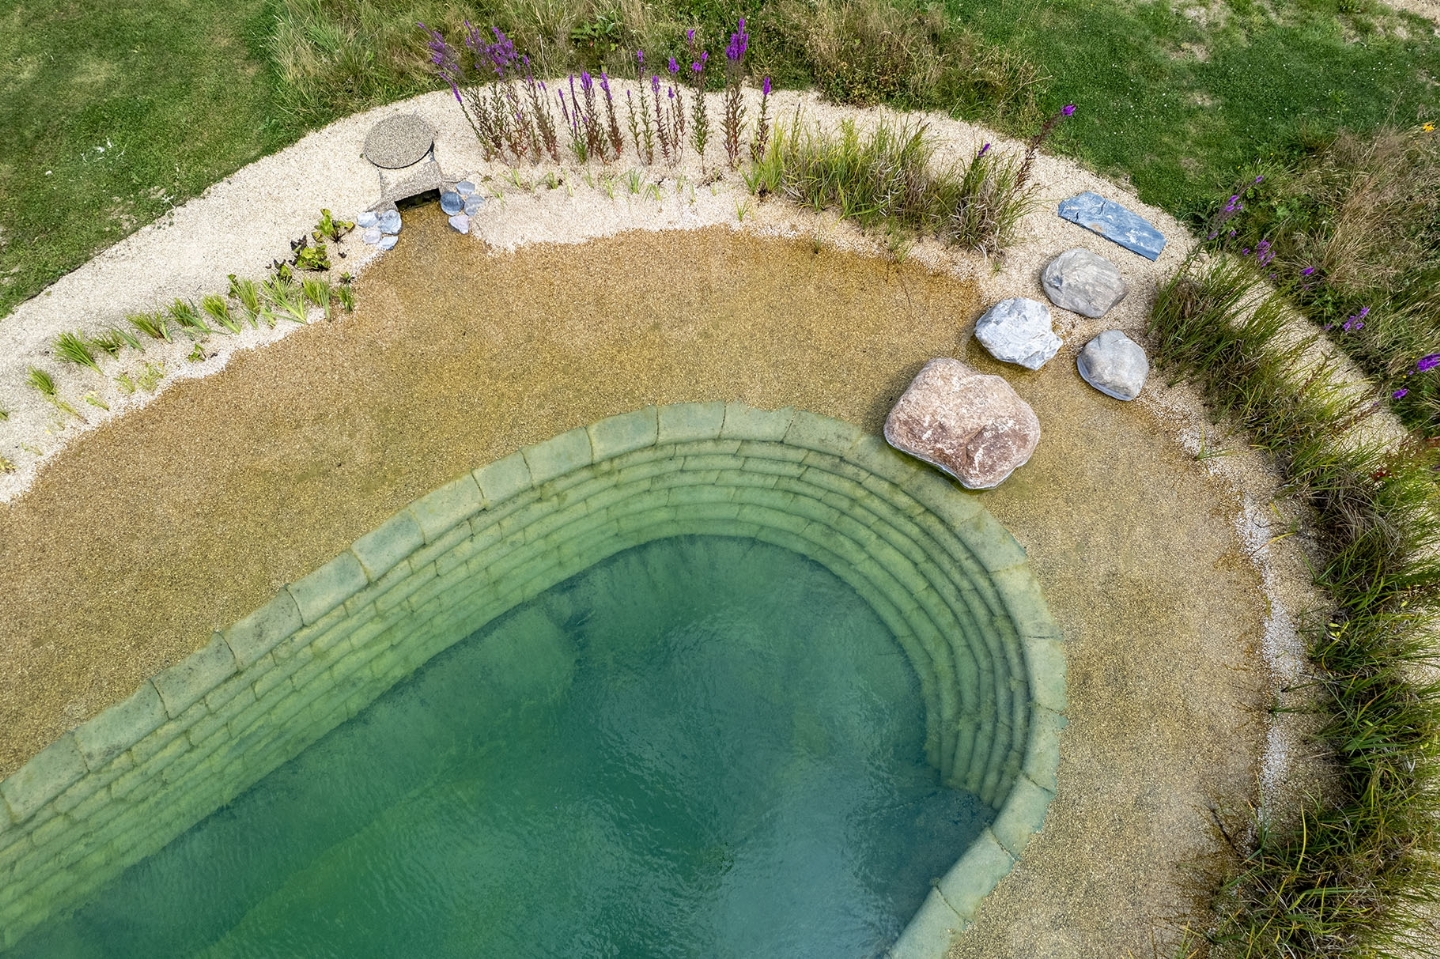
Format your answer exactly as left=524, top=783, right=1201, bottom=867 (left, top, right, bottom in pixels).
left=0, top=403, right=1065, bottom=956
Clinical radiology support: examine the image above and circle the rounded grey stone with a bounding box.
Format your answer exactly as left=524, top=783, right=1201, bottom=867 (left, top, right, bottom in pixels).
left=455, top=180, right=477, bottom=196
left=973, top=297, right=1062, bottom=371
left=463, top=195, right=485, bottom=216
left=361, top=227, right=383, bottom=245
left=448, top=213, right=471, bottom=234
left=1077, top=330, right=1149, bottom=401
left=355, top=211, right=379, bottom=229
left=362, top=114, right=434, bottom=169
left=377, top=233, right=399, bottom=251
left=440, top=191, right=464, bottom=215
left=377, top=210, right=402, bottom=235
left=1041, top=248, right=1128, bottom=318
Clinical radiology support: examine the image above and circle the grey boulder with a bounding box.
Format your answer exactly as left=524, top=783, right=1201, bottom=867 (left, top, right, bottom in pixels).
left=884, top=357, right=1041, bottom=490
left=1077, top=330, right=1149, bottom=401
left=974, top=297, right=1062, bottom=370
left=1041, top=248, right=1128, bottom=318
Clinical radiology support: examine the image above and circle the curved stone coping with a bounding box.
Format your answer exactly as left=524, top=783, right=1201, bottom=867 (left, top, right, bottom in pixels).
left=0, top=403, right=1066, bottom=956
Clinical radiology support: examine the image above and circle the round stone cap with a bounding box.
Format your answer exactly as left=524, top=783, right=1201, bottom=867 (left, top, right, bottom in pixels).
left=363, top=115, right=434, bottom=169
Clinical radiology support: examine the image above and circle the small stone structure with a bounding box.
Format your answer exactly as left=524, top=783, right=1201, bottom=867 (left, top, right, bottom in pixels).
left=885, top=358, right=1042, bottom=490
left=1040, top=248, right=1128, bottom=318
left=974, top=298, right=1063, bottom=370
left=0, top=404, right=1064, bottom=959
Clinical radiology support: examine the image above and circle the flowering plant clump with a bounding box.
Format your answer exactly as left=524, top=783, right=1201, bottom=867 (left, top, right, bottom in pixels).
left=750, top=76, right=773, bottom=164
left=687, top=29, right=712, bottom=163
left=1014, top=103, right=1075, bottom=193
left=722, top=19, right=749, bottom=169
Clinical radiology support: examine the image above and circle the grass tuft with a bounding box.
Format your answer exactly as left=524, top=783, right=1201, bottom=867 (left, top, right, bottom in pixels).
left=749, top=114, right=1031, bottom=256
left=263, top=277, right=308, bottom=324
left=300, top=276, right=330, bottom=310
left=128, top=311, right=171, bottom=342
left=168, top=299, right=212, bottom=336
left=201, top=294, right=242, bottom=334
left=54, top=332, right=103, bottom=375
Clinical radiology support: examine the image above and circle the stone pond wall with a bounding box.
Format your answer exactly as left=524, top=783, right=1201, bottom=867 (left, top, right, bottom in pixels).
left=0, top=403, right=1067, bottom=956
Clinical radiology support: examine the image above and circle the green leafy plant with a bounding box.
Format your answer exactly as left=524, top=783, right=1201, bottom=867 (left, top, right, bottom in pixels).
left=135, top=360, right=165, bottom=392
left=127, top=311, right=170, bottom=342
left=201, top=293, right=241, bottom=333
left=115, top=373, right=136, bottom=395
left=331, top=283, right=355, bottom=313
left=54, top=331, right=102, bottom=374
left=88, top=328, right=140, bottom=358
left=263, top=277, right=308, bottom=324
left=83, top=392, right=109, bottom=410
left=300, top=276, right=331, bottom=311
left=293, top=236, right=331, bottom=271
left=168, top=298, right=212, bottom=336
left=27, top=367, right=80, bottom=418
left=228, top=274, right=263, bottom=328
left=313, top=208, right=354, bottom=242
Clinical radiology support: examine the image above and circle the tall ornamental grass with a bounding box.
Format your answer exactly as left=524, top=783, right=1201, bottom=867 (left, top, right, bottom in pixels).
left=1149, top=254, right=1440, bottom=959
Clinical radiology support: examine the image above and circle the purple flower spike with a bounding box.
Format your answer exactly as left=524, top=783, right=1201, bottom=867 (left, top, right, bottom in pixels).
left=1394, top=388, right=1410, bottom=400
left=978, top=142, right=991, bottom=157
left=692, top=61, right=701, bottom=73
left=1418, top=354, right=1440, bottom=372
left=1254, top=174, right=1264, bottom=183
left=762, top=76, right=772, bottom=96
left=1301, top=266, right=1315, bottom=276
left=669, top=57, right=679, bottom=74
left=637, top=49, right=644, bottom=65
left=687, top=28, right=695, bottom=43
left=1061, top=104, right=1076, bottom=117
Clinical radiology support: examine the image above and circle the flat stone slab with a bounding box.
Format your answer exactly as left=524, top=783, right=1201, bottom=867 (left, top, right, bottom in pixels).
left=1057, top=192, right=1166, bottom=261
left=377, top=160, right=444, bottom=207
left=363, top=114, right=434, bottom=169
left=1041, top=248, right=1128, bottom=318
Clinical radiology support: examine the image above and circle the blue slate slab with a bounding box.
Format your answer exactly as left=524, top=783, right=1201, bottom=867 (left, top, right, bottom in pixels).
left=1057, top=192, right=1166, bottom=261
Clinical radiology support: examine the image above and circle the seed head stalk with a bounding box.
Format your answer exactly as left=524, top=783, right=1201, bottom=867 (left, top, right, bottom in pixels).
left=751, top=76, right=773, bottom=163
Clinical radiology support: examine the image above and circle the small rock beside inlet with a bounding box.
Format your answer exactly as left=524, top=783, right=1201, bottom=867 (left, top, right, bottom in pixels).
left=1041, top=249, right=1128, bottom=318
left=1077, top=330, right=1149, bottom=401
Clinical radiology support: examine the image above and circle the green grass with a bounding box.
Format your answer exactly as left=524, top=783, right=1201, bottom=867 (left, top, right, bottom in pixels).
left=1149, top=254, right=1440, bottom=958
left=0, top=0, right=295, bottom=319
left=747, top=114, right=1031, bottom=255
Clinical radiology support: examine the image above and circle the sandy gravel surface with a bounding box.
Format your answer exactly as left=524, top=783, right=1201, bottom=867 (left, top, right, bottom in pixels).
left=0, top=85, right=1339, bottom=957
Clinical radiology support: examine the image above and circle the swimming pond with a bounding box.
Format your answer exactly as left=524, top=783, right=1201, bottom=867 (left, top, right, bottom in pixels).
left=0, top=404, right=1063, bottom=957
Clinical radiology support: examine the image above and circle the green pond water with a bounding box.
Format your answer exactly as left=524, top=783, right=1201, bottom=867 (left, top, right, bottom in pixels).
left=13, top=535, right=992, bottom=958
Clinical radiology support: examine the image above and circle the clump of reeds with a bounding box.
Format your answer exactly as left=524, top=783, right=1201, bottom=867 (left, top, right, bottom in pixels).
left=128, top=310, right=170, bottom=342
left=27, top=367, right=81, bottom=419
left=1148, top=252, right=1440, bottom=959
left=54, top=331, right=102, bottom=375
left=748, top=113, right=1031, bottom=256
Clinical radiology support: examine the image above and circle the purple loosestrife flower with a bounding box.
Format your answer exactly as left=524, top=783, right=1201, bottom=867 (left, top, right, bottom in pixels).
left=726, top=18, right=749, bottom=61
left=1256, top=239, right=1273, bottom=267
left=763, top=76, right=772, bottom=96
left=1255, top=174, right=1264, bottom=183
left=1418, top=354, right=1440, bottom=373
left=1301, top=266, right=1315, bottom=277
left=1061, top=104, right=1076, bottom=117
left=1343, top=307, right=1369, bottom=332
left=419, top=23, right=464, bottom=101
left=669, top=57, right=679, bottom=74
left=637, top=50, right=644, bottom=66
left=978, top=142, right=991, bottom=157
left=581, top=71, right=593, bottom=91
left=1224, top=195, right=1241, bottom=213
left=1394, top=388, right=1409, bottom=400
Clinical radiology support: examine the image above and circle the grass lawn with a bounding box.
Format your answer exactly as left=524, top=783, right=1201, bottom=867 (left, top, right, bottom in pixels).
left=2, top=0, right=1437, bottom=325
left=0, top=0, right=291, bottom=318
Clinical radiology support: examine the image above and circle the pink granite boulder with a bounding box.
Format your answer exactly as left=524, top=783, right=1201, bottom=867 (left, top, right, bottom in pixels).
left=884, top=358, right=1041, bottom=490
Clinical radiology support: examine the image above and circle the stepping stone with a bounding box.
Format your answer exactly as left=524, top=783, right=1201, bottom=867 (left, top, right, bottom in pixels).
left=885, top=357, right=1041, bottom=490
left=363, top=114, right=434, bottom=169
left=974, top=298, right=1062, bottom=370
left=361, top=227, right=383, bottom=245
left=377, top=210, right=402, bottom=235
left=455, top=180, right=477, bottom=196
left=448, top=213, right=471, bottom=234
left=1041, top=248, right=1128, bottom=318
left=464, top=195, right=485, bottom=216
left=1057, top=192, right=1166, bottom=261
left=1077, top=330, right=1149, bottom=401
left=377, top=233, right=399, bottom=251
left=440, top=191, right=464, bottom=215
left=356, top=211, right=379, bottom=229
